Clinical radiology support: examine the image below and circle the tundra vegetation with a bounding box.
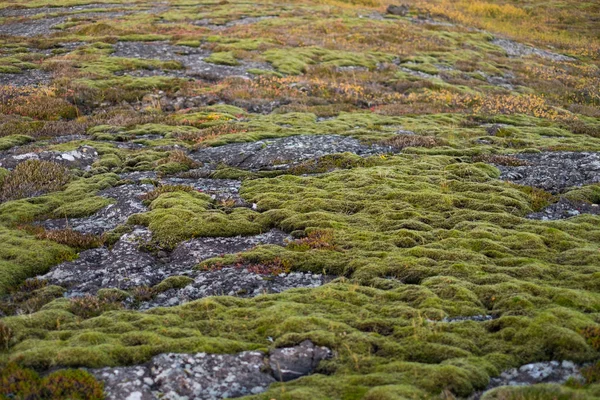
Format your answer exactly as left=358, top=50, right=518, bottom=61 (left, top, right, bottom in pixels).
left=0, top=0, right=599, bottom=398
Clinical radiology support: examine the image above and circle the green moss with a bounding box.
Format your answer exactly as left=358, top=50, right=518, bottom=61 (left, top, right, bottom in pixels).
left=128, top=191, right=267, bottom=249
left=153, top=276, right=194, bottom=293
left=0, top=226, right=75, bottom=296
left=0, top=135, right=34, bottom=151
left=264, top=47, right=393, bottom=75
left=204, top=51, right=240, bottom=66
left=0, top=173, right=118, bottom=224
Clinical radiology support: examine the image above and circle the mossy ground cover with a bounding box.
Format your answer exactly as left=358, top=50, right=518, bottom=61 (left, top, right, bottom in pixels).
left=0, top=0, right=599, bottom=398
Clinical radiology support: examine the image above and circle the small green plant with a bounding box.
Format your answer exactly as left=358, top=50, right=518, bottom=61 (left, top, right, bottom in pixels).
left=0, top=321, right=13, bottom=350
left=140, top=184, right=194, bottom=205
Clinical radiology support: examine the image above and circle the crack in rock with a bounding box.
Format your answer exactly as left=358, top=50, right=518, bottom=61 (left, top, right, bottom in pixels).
left=92, top=340, right=331, bottom=400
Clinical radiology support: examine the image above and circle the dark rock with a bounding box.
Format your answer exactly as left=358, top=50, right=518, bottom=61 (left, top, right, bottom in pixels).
left=527, top=197, right=600, bottom=220
left=92, top=341, right=331, bottom=400
left=39, top=228, right=323, bottom=302
left=0, top=145, right=98, bottom=170
left=492, top=38, right=575, bottom=62
left=471, top=361, right=583, bottom=399
left=190, top=135, right=394, bottom=172
left=386, top=4, right=410, bottom=16
left=0, top=69, right=53, bottom=87
left=39, top=184, right=152, bottom=235
left=142, top=266, right=327, bottom=310
left=486, top=124, right=504, bottom=136
left=497, top=152, right=600, bottom=193
left=111, top=41, right=273, bottom=81
left=269, top=340, right=332, bottom=382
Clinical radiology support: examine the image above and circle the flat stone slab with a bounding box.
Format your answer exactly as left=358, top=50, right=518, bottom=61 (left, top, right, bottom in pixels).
left=527, top=197, right=600, bottom=221
left=492, top=38, right=575, bottom=62
left=111, top=41, right=272, bottom=80
left=92, top=340, right=331, bottom=400
left=0, top=145, right=98, bottom=170
left=191, top=135, right=393, bottom=171
left=470, top=360, right=583, bottom=400
left=497, top=152, right=600, bottom=193
left=0, top=69, right=53, bottom=87
left=140, top=266, right=326, bottom=310
left=39, top=184, right=152, bottom=235
left=40, top=228, right=295, bottom=297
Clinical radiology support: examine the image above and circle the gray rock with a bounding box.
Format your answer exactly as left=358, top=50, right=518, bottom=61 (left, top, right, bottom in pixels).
left=142, top=266, right=326, bottom=310
left=39, top=228, right=314, bottom=301
left=497, top=151, right=600, bottom=193
left=492, top=38, right=575, bottom=62
left=386, top=4, right=410, bottom=16
left=111, top=41, right=273, bottom=81
left=270, top=340, right=332, bottom=382
left=471, top=361, right=584, bottom=399
left=0, top=145, right=98, bottom=170
left=0, top=69, right=53, bottom=87
left=527, top=197, right=600, bottom=220
left=489, top=360, right=582, bottom=388
left=92, top=341, right=331, bottom=400
left=190, top=135, right=394, bottom=171
left=39, top=183, right=152, bottom=235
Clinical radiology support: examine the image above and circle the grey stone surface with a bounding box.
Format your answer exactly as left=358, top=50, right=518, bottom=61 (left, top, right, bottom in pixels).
left=111, top=41, right=273, bottom=80
left=0, top=69, right=53, bottom=86
left=0, top=145, right=98, bottom=170
left=492, top=38, right=575, bottom=62
left=269, top=340, right=332, bottom=382
left=527, top=197, right=600, bottom=220
left=38, top=184, right=152, bottom=235
left=141, top=266, right=326, bottom=310
left=497, top=152, right=600, bottom=193
left=190, top=134, right=394, bottom=171
left=386, top=4, right=410, bottom=16
left=40, top=228, right=311, bottom=300
left=92, top=341, right=331, bottom=400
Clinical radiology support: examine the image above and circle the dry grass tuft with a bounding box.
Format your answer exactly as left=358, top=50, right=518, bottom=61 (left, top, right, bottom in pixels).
left=0, top=160, right=70, bottom=201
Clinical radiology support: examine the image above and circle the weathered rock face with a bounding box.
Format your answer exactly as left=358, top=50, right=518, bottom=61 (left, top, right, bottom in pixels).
left=0, top=145, right=98, bottom=170
left=40, top=228, right=293, bottom=297
left=141, top=267, right=326, bottom=310
left=41, top=227, right=158, bottom=295
left=492, top=38, right=575, bottom=62
left=497, top=152, right=600, bottom=193
left=0, top=4, right=131, bottom=37
left=0, top=69, right=53, bottom=87
left=386, top=4, right=410, bottom=16
left=269, top=340, right=332, bottom=382
left=527, top=197, right=600, bottom=220
left=472, top=361, right=583, bottom=399
left=39, top=184, right=152, bottom=234
left=111, top=41, right=273, bottom=81
left=92, top=341, right=332, bottom=400
left=190, top=134, right=393, bottom=171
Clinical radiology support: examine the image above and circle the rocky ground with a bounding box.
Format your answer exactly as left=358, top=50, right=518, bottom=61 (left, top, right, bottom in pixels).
left=0, top=0, right=599, bottom=399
